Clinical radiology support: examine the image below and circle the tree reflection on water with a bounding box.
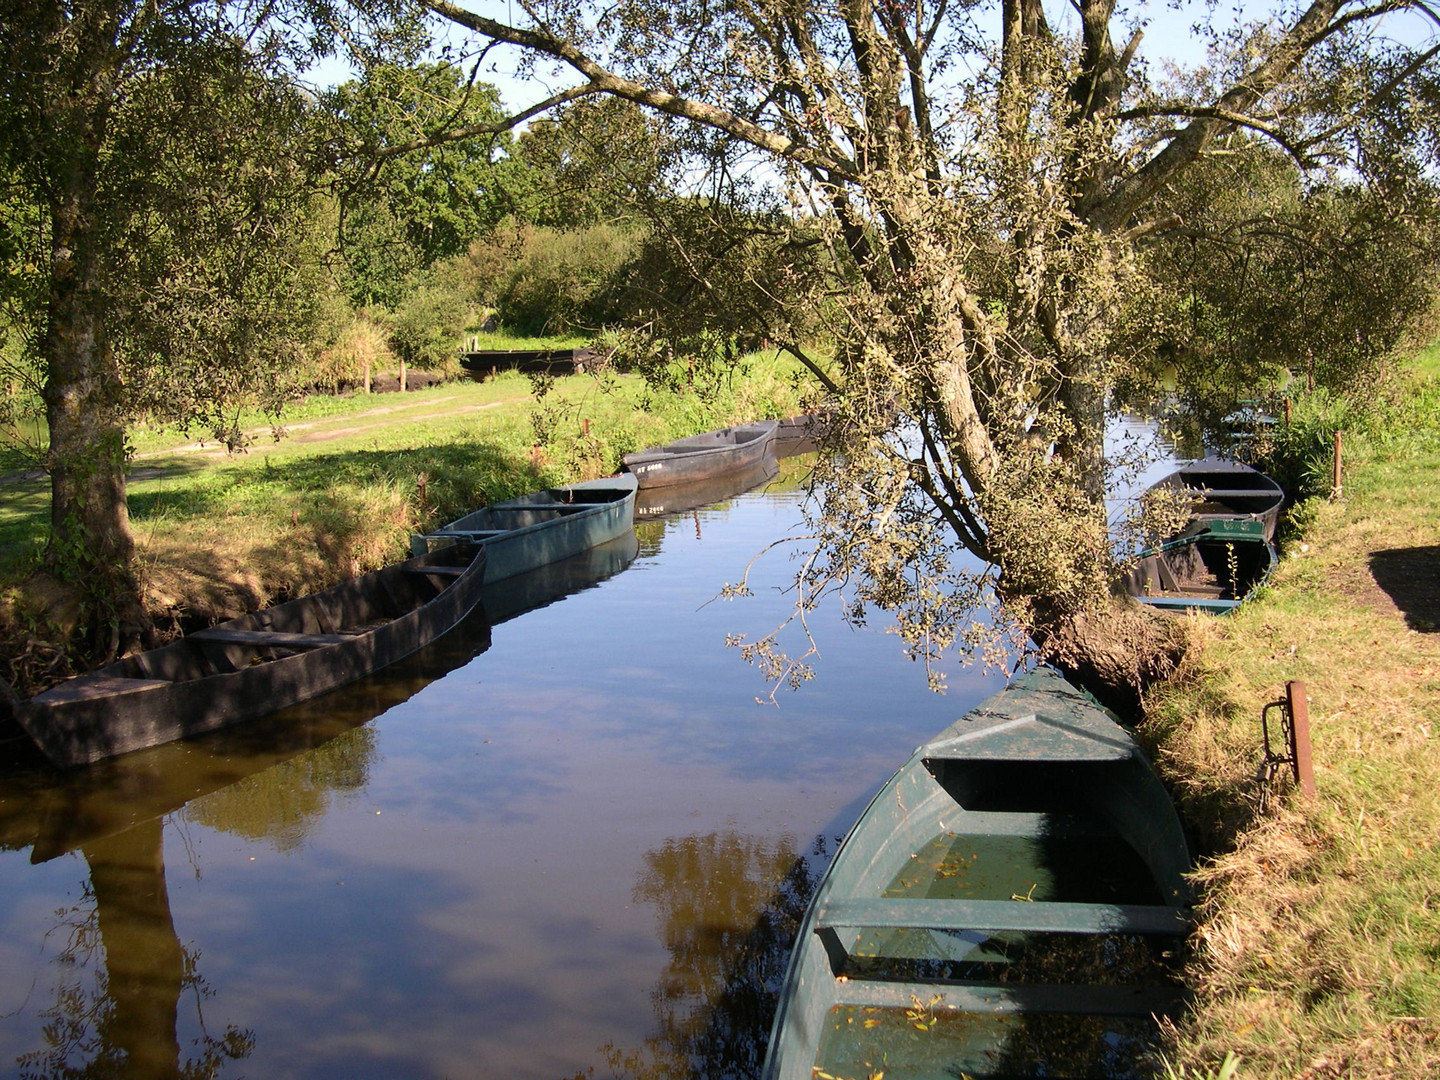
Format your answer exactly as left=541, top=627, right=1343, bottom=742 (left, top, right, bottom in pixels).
left=16, top=818, right=252, bottom=1080
left=602, top=830, right=832, bottom=1080
left=13, top=723, right=382, bottom=1079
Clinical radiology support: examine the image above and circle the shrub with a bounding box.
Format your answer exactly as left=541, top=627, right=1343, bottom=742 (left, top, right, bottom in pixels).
left=465, top=222, right=642, bottom=337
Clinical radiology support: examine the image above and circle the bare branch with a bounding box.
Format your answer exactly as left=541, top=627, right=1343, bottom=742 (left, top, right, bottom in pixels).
left=420, top=0, right=861, bottom=179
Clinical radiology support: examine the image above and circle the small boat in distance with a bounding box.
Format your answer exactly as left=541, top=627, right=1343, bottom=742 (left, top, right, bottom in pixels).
left=773, top=412, right=830, bottom=458
left=13, top=544, right=487, bottom=769
left=762, top=666, right=1192, bottom=1080
left=411, top=473, right=637, bottom=580
left=1121, top=519, right=1277, bottom=613
left=622, top=420, right=778, bottom=489
left=1149, top=457, right=1284, bottom=542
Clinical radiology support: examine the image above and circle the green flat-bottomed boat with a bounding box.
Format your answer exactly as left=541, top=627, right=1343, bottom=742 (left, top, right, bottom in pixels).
left=762, top=666, right=1193, bottom=1080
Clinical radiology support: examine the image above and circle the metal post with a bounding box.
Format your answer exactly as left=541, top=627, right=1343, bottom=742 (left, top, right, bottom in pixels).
left=1333, top=431, right=1343, bottom=496
left=1287, top=681, right=1316, bottom=799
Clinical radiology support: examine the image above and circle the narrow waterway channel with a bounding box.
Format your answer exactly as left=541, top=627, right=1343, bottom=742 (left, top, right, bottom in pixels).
left=0, top=459, right=1013, bottom=1080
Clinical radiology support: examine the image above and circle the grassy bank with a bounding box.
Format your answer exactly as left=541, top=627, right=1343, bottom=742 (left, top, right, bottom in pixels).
left=1, top=353, right=806, bottom=691
left=1147, top=344, right=1440, bottom=1078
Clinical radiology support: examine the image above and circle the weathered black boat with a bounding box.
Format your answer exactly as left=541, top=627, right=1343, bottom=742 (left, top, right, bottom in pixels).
left=773, top=412, right=830, bottom=458
left=1, top=532, right=642, bottom=861
left=622, top=420, right=778, bottom=489
left=633, top=457, right=779, bottom=520
left=762, top=666, right=1192, bottom=1080
left=457, top=346, right=611, bottom=378
left=411, top=473, right=637, bottom=579
left=13, top=544, right=486, bottom=769
left=1149, top=457, right=1284, bottom=542
left=1122, top=518, right=1277, bottom=614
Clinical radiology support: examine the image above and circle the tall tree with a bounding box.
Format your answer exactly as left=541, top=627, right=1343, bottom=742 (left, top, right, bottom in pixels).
left=409, top=0, right=1440, bottom=704
left=322, top=60, right=519, bottom=309
left=0, top=1, right=325, bottom=656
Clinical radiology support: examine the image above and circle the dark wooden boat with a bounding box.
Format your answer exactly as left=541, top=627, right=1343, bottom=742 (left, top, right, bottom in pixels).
left=622, top=420, right=778, bottom=489
left=1, top=533, right=641, bottom=861
left=633, top=457, right=778, bottom=520
left=1122, top=519, right=1277, bottom=613
left=1150, top=457, right=1284, bottom=542
left=762, top=666, right=1192, bottom=1080
left=458, top=346, right=611, bottom=378
left=411, top=473, right=637, bottom=580
left=773, top=412, right=830, bottom=458
left=13, top=544, right=487, bottom=769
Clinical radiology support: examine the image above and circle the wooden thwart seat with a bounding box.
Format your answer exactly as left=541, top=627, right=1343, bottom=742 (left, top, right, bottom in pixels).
left=189, top=628, right=352, bottom=648
left=33, top=675, right=173, bottom=703
left=816, top=896, right=1190, bottom=936
left=1192, top=487, right=1273, bottom=498
left=829, top=977, right=1187, bottom=1018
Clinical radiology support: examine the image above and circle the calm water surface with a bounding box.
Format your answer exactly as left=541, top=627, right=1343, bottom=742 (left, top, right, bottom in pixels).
left=0, top=461, right=1006, bottom=1080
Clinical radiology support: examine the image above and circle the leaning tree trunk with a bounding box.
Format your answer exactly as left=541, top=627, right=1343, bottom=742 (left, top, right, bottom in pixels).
left=1032, top=596, right=1191, bottom=718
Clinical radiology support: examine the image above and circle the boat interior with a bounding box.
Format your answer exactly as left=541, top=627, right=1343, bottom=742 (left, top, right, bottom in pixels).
left=1124, top=535, right=1273, bottom=600
left=801, top=752, right=1191, bottom=1079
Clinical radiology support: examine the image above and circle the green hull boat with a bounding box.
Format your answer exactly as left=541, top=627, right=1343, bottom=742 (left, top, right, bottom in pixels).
left=410, top=473, right=636, bottom=582
left=762, top=667, right=1193, bottom=1080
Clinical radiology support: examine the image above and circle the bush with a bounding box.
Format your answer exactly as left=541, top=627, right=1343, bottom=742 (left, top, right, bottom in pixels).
left=388, top=280, right=472, bottom=371
left=464, top=221, right=642, bottom=337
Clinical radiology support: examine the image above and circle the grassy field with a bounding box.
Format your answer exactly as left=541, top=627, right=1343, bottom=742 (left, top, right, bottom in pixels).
left=1147, top=342, right=1440, bottom=1079
left=0, top=355, right=806, bottom=687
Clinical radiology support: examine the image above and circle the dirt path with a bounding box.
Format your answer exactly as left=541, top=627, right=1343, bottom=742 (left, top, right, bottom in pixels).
left=2, top=390, right=532, bottom=486
left=134, top=392, right=531, bottom=459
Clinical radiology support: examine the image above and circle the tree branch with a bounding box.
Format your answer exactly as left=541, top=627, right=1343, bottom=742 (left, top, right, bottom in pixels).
left=420, top=0, right=860, bottom=179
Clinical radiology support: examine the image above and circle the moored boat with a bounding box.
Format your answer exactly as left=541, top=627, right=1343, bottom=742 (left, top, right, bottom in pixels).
left=1149, top=456, right=1284, bottom=542
left=762, top=666, right=1193, bottom=1080
left=622, top=420, right=778, bottom=489
left=13, top=543, right=486, bottom=769
left=633, top=457, right=778, bottom=520
left=411, top=473, right=637, bottom=580
left=1121, top=519, right=1277, bottom=613
left=773, top=412, right=830, bottom=458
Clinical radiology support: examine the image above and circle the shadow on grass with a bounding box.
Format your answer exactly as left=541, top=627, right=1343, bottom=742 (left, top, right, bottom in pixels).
left=1369, top=546, right=1440, bottom=632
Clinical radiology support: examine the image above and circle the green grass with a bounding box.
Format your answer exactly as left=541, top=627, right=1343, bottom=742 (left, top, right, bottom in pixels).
left=1146, top=342, right=1440, bottom=1079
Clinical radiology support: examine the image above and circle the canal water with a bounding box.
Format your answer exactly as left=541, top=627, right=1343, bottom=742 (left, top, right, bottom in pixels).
left=0, top=458, right=1010, bottom=1080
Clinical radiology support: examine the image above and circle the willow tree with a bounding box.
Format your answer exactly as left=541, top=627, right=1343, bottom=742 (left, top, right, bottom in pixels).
left=398, top=0, right=1438, bottom=704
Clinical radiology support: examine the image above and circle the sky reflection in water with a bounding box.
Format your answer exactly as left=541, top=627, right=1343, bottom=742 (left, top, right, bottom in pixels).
left=0, top=462, right=1006, bottom=1080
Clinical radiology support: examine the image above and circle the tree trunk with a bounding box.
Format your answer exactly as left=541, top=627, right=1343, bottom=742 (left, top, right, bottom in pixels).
left=85, top=820, right=185, bottom=1080
left=40, top=136, right=148, bottom=660
left=1034, top=595, right=1190, bottom=718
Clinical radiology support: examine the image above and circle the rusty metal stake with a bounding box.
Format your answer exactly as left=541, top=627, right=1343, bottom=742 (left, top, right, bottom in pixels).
left=1288, top=680, right=1316, bottom=799
left=1261, top=679, right=1316, bottom=807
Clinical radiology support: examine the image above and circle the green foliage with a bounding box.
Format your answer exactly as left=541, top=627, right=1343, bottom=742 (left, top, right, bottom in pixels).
left=1141, top=145, right=1440, bottom=419
left=323, top=62, right=519, bottom=309
left=100, top=53, right=328, bottom=443
left=463, top=221, right=643, bottom=336
left=386, top=273, right=470, bottom=371
left=508, top=97, right=669, bottom=228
